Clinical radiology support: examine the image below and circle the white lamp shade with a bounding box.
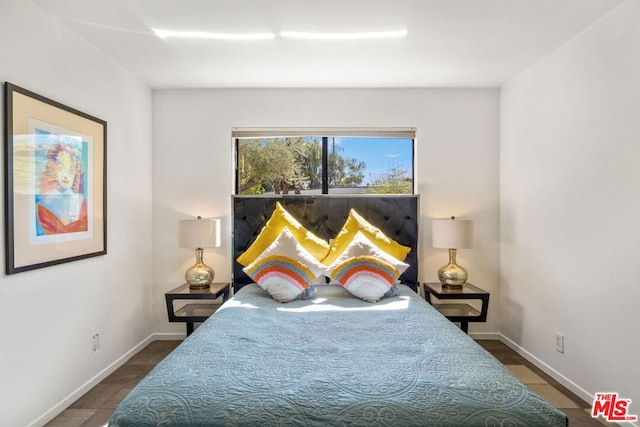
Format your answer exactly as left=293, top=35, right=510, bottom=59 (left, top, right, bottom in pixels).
left=432, top=218, right=473, bottom=249
left=179, top=218, right=221, bottom=248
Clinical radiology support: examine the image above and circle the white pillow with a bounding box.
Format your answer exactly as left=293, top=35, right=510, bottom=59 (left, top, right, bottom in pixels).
left=324, top=231, right=409, bottom=302
left=325, top=231, right=409, bottom=270
left=243, top=227, right=326, bottom=302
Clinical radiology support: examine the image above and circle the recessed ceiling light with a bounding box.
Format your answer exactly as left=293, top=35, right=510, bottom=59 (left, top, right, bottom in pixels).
left=153, top=29, right=275, bottom=40
left=280, top=30, right=407, bottom=40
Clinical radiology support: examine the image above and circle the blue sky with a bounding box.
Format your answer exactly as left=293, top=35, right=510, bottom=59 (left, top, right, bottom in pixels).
left=333, top=137, right=413, bottom=184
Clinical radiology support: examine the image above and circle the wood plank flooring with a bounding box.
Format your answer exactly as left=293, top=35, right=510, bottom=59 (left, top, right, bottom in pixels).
left=45, top=339, right=616, bottom=426
left=475, top=340, right=617, bottom=427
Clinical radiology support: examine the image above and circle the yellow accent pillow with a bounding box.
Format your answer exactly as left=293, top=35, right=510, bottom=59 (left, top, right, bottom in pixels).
left=321, top=209, right=411, bottom=266
left=236, top=202, right=330, bottom=266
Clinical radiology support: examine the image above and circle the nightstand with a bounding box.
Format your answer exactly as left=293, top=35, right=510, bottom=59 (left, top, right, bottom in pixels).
left=165, top=282, right=230, bottom=336
left=422, top=282, right=489, bottom=334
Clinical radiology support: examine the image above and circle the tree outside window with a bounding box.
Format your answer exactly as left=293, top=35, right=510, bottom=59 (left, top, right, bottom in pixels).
left=235, top=133, right=414, bottom=195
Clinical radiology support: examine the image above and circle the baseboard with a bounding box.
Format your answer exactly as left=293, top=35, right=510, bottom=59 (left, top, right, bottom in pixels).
left=498, top=334, right=639, bottom=427
left=471, top=331, right=594, bottom=401
left=30, top=333, right=181, bottom=427
left=498, top=334, right=593, bottom=402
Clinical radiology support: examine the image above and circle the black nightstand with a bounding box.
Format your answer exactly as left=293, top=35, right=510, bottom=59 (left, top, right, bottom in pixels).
left=165, top=282, right=230, bottom=336
left=422, top=282, right=489, bottom=334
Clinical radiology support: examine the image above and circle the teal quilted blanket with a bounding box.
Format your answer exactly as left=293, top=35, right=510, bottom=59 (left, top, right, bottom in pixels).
left=109, top=285, right=567, bottom=426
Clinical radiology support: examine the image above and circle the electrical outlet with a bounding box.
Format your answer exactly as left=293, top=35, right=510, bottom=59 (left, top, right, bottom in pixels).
left=555, top=332, right=564, bottom=353
left=91, top=333, right=100, bottom=353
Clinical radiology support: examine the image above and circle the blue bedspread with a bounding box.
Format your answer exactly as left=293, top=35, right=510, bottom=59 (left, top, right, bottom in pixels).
left=109, top=284, right=567, bottom=426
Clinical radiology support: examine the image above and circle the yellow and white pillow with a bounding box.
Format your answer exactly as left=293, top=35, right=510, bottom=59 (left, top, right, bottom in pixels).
left=237, top=202, right=330, bottom=266
left=321, top=208, right=410, bottom=266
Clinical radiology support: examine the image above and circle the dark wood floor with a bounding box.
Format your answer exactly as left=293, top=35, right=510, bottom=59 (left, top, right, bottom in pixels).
left=45, top=339, right=615, bottom=426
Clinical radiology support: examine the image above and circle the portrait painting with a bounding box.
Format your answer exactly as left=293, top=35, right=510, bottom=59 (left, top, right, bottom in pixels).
left=4, top=83, right=106, bottom=274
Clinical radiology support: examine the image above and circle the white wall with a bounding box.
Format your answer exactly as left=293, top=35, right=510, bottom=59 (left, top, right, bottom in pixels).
left=152, top=88, right=500, bottom=335
left=0, top=1, right=153, bottom=426
left=500, top=0, right=640, bottom=407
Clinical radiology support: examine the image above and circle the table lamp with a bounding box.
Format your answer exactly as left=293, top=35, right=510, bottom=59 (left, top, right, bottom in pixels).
left=179, top=216, right=221, bottom=289
left=432, top=216, right=473, bottom=288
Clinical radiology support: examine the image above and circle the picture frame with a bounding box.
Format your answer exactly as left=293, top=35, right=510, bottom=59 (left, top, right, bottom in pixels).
left=3, top=82, right=107, bottom=274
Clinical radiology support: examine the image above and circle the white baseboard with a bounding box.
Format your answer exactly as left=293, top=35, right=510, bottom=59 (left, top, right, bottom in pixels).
left=30, top=333, right=183, bottom=427
left=497, top=335, right=593, bottom=401
left=497, top=334, right=639, bottom=427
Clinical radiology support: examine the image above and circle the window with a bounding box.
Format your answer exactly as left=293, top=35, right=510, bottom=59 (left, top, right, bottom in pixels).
left=234, top=128, right=415, bottom=195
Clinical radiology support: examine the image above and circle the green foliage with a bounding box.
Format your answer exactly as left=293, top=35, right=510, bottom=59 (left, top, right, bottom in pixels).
left=327, top=139, right=365, bottom=187
left=238, top=136, right=387, bottom=194
left=368, top=164, right=413, bottom=194
left=239, top=182, right=264, bottom=195
left=303, top=141, right=322, bottom=189
left=238, top=137, right=317, bottom=195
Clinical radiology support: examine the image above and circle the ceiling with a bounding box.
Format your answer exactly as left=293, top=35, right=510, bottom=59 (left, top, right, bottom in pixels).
left=32, top=0, right=623, bottom=89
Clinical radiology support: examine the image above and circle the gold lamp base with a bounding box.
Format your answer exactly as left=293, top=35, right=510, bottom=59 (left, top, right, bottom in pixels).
left=438, top=248, right=468, bottom=288
left=185, top=248, right=214, bottom=290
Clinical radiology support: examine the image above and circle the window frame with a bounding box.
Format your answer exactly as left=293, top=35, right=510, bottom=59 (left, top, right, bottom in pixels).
left=233, top=127, right=416, bottom=195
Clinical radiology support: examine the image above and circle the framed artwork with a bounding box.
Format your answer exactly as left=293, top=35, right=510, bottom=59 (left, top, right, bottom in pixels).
left=3, top=82, right=107, bottom=274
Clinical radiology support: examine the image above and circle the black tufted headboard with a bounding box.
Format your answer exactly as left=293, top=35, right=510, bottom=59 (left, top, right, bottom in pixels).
left=232, top=195, right=419, bottom=293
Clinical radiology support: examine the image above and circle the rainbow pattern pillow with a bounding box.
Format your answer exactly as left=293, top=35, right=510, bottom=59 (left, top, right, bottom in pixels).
left=328, top=256, right=402, bottom=303
left=324, top=231, right=409, bottom=302
left=243, top=227, right=326, bottom=302
left=244, top=255, right=320, bottom=302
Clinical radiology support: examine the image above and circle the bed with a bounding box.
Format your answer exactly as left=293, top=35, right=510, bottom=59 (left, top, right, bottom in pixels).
left=109, top=195, right=568, bottom=426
